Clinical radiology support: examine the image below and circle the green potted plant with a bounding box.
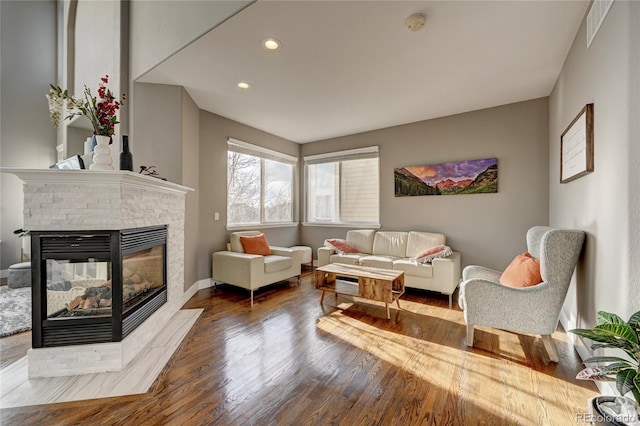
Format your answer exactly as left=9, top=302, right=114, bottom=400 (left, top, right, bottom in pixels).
left=570, top=310, right=640, bottom=425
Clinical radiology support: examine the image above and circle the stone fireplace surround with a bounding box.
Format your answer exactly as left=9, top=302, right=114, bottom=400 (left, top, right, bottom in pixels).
left=2, top=169, right=193, bottom=378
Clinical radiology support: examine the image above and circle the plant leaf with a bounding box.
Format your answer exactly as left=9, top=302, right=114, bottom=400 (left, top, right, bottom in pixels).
left=597, top=311, right=626, bottom=326
left=583, top=356, right=634, bottom=365
left=570, top=328, right=614, bottom=344
left=600, top=362, right=636, bottom=376
left=616, top=369, right=638, bottom=396
left=576, top=367, right=615, bottom=381
left=593, top=323, right=639, bottom=345
left=590, top=343, right=621, bottom=351
left=629, top=311, right=640, bottom=331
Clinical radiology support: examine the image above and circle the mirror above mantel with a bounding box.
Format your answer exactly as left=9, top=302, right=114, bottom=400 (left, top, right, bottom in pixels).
left=56, top=0, right=127, bottom=168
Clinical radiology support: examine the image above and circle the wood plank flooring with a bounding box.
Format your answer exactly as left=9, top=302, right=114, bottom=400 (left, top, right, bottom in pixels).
left=0, top=271, right=598, bottom=425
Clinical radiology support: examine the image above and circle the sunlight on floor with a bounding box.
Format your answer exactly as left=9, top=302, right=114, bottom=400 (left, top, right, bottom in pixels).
left=316, top=303, right=596, bottom=423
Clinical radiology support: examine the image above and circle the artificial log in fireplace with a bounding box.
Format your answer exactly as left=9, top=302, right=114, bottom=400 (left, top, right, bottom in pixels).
left=31, top=225, right=168, bottom=348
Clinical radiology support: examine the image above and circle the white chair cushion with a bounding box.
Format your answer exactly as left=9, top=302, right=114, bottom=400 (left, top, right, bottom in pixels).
left=372, top=232, right=408, bottom=258
left=393, top=259, right=434, bottom=278
left=406, top=231, right=446, bottom=258
left=263, top=255, right=292, bottom=274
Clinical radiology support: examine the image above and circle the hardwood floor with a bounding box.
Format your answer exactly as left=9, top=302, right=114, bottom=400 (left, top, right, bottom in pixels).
left=0, top=271, right=597, bottom=425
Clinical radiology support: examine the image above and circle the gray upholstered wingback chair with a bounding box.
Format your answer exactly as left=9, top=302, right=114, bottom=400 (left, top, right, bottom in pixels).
left=458, top=226, right=585, bottom=362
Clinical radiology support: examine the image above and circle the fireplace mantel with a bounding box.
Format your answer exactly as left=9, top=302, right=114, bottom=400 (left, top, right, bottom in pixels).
left=1, top=168, right=193, bottom=195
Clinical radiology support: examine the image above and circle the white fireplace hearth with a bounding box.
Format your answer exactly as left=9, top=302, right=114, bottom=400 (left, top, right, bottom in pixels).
left=1, top=168, right=194, bottom=378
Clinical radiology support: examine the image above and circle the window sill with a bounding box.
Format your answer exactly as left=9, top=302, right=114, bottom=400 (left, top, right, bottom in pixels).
left=302, top=222, right=381, bottom=229
left=226, top=223, right=298, bottom=231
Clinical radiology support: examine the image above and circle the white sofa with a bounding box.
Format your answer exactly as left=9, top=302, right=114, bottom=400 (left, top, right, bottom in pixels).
left=317, top=230, right=461, bottom=307
left=212, top=231, right=302, bottom=306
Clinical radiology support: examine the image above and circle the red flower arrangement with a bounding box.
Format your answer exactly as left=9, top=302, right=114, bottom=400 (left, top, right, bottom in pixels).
left=47, top=75, right=126, bottom=137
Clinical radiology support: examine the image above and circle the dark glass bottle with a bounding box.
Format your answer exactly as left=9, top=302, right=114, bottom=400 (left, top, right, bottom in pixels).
left=119, top=135, right=133, bottom=171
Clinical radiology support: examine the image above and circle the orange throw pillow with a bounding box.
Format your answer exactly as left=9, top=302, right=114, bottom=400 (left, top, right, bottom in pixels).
left=499, top=253, right=542, bottom=288
left=239, top=233, right=272, bottom=256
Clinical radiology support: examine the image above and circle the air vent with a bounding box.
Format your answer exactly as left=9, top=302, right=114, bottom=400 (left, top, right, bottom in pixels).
left=587, top=0, right=614, bottom=48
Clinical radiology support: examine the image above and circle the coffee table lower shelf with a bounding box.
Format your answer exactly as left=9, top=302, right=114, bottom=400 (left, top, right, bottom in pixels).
left=315, top=264, right=405, bottom=319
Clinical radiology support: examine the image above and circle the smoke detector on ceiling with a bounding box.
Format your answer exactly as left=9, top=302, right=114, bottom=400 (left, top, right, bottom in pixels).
left=406, top=13, right=426, bottom=32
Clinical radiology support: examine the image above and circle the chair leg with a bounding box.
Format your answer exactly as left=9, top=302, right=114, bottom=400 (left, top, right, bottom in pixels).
left=448, top=294, right=452, bottom=309
left=541, top=335, right=559, bottom=362
left=466, top=324, right=474, bottom=347
left=250, top=290, right=254, bottom=308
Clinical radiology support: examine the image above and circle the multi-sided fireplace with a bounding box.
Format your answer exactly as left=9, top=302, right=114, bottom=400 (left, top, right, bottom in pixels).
left=31, top=225, right=168, bottom=348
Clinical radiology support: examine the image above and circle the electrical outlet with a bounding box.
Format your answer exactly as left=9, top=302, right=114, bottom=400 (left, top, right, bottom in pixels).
left=214, top=212, right=220, bottom=221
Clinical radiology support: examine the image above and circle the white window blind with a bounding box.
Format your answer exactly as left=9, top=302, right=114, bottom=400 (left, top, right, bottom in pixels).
left=304, top=146, right=379, bottom=225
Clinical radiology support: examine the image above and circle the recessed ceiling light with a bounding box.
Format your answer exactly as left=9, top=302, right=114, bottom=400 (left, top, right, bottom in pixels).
left=262, top=38, right=281, bottom=50
left=237, top=81, right=250, bottom=89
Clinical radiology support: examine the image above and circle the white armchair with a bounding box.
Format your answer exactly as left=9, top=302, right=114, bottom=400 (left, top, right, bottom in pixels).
left=212, top=231, right=301, bottom=306
left=458, top=226, right=585, bottom=362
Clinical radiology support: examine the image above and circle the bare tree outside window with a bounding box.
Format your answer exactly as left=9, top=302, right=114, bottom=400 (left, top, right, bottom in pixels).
left=227, top=151, right=260, bottom=225
left=227, top=150, right=294, bottom=226
left=264, top=159, right=293, bottom=222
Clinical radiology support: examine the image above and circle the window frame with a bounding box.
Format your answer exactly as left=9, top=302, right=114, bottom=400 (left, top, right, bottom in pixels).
left=226, top=138, right=298, bottom=230
left=303, top=146, right=380, bottom=228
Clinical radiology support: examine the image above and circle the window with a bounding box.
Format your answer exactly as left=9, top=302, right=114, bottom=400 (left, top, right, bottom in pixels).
left=305, top=146, right=379, bottom=226
left=227, top=139, right=297, bottom=228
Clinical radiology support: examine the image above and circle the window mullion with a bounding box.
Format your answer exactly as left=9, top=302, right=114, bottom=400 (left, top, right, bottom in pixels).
left=260, top=158, right=265, bottom=223
left=337, top=161, right=342, bottom=222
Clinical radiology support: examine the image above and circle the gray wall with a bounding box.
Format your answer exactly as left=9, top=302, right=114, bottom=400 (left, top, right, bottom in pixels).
left=131, top=82, right=183, bottom=183
left=198, top=111, right=300, bottom=280
left=182, top=88, right=200, bottom=291
left=550, top=1, right=640, bottom=330
left=0, top=0, right=57, bottom=270
left=301, top=98, right=550, bottom=271
left=131, top=82, right=204, bottom=291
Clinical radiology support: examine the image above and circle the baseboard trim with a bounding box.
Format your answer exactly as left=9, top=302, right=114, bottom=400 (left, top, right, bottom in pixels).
left=198, top=278, right=215, bottom=290
left=182, top=281, right=199, bottom=306
left=182, top=279, right=216, bottom=306
left=560, top=307, right=614, bottom=396
left=559, top=307, right=591, bottom=362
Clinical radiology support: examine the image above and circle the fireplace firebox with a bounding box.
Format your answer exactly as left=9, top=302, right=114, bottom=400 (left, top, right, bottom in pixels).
left=31, top=225, right=168, bottom=348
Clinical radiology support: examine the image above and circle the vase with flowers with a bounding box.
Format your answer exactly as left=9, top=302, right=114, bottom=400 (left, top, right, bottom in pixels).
left=47, top=75, right=126, bottom=170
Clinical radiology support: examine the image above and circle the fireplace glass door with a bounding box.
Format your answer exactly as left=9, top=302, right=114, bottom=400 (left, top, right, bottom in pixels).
left=32, top=226, right=168, bottom=348
left=122, top=245, right=164, bottom=312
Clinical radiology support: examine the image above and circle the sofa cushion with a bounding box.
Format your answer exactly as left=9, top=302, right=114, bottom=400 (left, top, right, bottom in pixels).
left=393, top=259, right=434, bottom=278
left=230, top=231, right=262, bottom=253
left=372, top=232, right=408, bottom=258
left=346, top=230, right=376, bottom=254
left=329, top=253, right=366, bottom=265
left=240, top=233, right=272, bottom=256
left=263, top=255, right=293, bottom=274
left=359, top=255, right=398, bottom=269
left=406, top=231, right=446, bottom=258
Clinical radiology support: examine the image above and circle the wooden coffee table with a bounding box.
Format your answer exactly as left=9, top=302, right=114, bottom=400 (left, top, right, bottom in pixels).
left=315, top=263, right=405, bottom=319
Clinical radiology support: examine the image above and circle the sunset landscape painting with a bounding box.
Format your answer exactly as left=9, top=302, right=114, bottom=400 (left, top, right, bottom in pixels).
left=394, top=157, right=498, bottom=197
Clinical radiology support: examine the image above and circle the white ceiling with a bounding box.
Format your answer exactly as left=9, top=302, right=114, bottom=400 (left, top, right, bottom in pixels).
left=138, top=0, right=589, bottom=144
